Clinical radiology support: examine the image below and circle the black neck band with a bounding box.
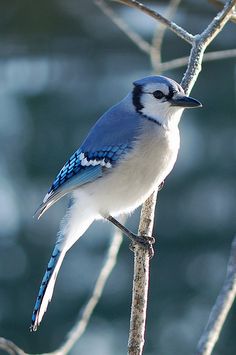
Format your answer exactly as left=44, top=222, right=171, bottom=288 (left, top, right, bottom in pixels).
left=147, top=116, right=162, bottom=126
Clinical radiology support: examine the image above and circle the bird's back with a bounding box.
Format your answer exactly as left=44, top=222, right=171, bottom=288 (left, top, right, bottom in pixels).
left=80, top=93, right=142, bottom=152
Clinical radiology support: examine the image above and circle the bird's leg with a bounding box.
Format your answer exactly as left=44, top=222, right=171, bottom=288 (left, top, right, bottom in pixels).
left=106, top=215, right=155, bottom=258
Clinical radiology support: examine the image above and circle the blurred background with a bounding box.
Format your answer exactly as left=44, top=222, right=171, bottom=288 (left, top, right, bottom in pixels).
left=0, top=0, right=235, bottom=354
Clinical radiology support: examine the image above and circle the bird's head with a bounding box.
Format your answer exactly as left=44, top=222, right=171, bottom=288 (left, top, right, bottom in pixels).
left=132, top=75, right=202, bottom=129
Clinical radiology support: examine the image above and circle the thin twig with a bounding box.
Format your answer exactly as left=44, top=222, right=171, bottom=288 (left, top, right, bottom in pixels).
left=0, top=337, right=28, bottom=355
left=209, top=0, right=236, bottom=23
left=196, top=235, right=236, bottom=355
left=112, top=0, right=194, bottom=44
left=151, top=0, right=182, bottom=73
left=128, top=191, right=158, bottom=355
left=181, top=0, right=236, bottom=92
left=202, top=0, right=236, bottom=46
left=161, top=48, right=236, bottom=71
left=95, top=0, right=151, bottom=54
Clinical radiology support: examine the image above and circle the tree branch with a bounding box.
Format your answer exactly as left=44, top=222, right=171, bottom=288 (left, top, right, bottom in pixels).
left=209, top=0, right=236, bottom=23
left=196, top=235, right=236, bottom=355
left=112, top=0, right=194, bottom=44
left=128, top=191, right=157, bottom=355
left=150, top=0, right=182, bottom=73
left=181, top=0, right=236, bottom=93
left=0, top=337, right=28, bottom=355
left=95, top=0, right=151, bottom=54
left=201, top=0, right=236, bottom=46
left=161, top=48, right=236, bottom=72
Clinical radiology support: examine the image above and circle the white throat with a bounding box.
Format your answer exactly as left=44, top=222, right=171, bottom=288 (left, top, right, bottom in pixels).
left=141, top=105, right=183, bottom=130
left=139, top=93, right=184, bottom=130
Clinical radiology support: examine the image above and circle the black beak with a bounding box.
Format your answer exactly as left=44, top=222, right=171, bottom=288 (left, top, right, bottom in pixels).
left=170, top=94, right=202, bottom=108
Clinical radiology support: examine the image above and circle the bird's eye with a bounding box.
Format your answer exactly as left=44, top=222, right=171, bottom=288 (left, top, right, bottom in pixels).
left=153, top=90, right=165, bottom=99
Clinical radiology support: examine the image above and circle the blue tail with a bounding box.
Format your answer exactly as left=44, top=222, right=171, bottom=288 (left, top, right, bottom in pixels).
left=30, top=245, right=63, bottom=331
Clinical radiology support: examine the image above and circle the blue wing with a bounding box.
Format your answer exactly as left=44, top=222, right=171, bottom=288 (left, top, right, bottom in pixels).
left=35, top=95, right=142, bottom=218
left=35, top=143, right=132, bottom=218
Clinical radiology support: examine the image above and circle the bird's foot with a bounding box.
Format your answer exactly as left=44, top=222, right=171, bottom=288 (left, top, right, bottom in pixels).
left=129, top=234, right=155, bottom=259
left=105, top=215, right=155, bottom=258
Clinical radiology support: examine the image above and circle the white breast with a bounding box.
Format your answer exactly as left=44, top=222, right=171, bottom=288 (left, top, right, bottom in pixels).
left=80, top=121, right=180, bottom=217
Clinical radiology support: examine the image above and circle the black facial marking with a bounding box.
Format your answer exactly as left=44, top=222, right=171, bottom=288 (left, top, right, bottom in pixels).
left=165, top=84, right=174, bottom=101
left=132, top=85, right=143, bottom=113
left=132, top=85, right=162, bottom=126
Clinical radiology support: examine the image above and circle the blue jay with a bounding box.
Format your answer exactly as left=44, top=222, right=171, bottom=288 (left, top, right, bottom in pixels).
left=31, top=75, right=201, bottom=331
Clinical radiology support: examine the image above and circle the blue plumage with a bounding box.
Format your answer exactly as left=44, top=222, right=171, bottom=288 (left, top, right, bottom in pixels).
left=48, top=143, right=131, bottom=197
left=50, top=149, right=82, bottom=193
left=31, top=245, right=61, bottom=331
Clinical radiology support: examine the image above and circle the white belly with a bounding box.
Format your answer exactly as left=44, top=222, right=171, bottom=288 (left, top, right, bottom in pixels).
left=80, top=124, right=180, bottom=217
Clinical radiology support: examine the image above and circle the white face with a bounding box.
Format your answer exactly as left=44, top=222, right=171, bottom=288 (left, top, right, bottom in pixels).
left=136, top=81, right=185, bottom=129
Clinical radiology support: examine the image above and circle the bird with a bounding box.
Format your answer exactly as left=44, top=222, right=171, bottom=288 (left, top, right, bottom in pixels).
left=30, top=75, right=201, bottom=331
